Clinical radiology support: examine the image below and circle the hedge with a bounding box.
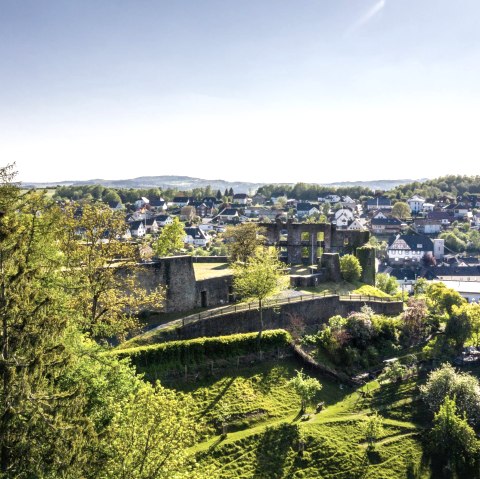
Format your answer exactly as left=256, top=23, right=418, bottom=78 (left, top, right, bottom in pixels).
left=109, top=329, right=292, bottom=370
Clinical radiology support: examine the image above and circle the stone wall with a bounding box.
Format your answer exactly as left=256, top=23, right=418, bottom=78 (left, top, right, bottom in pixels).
left=158, top=296, right=404, bottom=341
left=134, top=256, right=233, bottom=313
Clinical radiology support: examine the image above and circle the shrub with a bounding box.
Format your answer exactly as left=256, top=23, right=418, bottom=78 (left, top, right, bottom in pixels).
left=110, top=329, right=292, bottom=370
left=339, top=254, right=362, bottom=282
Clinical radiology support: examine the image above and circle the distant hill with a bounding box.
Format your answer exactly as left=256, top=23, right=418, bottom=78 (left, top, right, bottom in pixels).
left=22, top=176, right=422, bottom=193
left=21, top=176, right=265, bottom=194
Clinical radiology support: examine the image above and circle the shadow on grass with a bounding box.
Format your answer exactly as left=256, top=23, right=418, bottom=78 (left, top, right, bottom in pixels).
left=201, top=377, right=235, bottom=416
left=253, top=423, right=300, bottom=479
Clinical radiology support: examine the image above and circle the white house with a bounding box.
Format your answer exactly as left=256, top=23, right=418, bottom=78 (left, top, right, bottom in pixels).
left=296, top=203, right=320, bottom=219
left=232, top=193, right=250, bottom=205
left=366, top=197, right=391, bottom=211
left=422, top=203, right=435, bottom=213
left=347, top=219, right=366, bottom=231
left=155, top=215, right=173, bottom=227
left=387, top=234, right=433, bottom=264
left=407, top=195, right=425, bottom=214
left=134, top=197, right=150, bottom=209
left=184, top=227, right=210, bottom=247
left=130, top=221, right=146, bottom=238
left=334, top=208, right=355, bottom=222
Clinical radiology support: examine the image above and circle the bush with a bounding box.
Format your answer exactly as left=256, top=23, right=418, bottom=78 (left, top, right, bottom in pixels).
left=339, top=254, right=362, bottom=282
left=110, top=329, right=292, bottom=370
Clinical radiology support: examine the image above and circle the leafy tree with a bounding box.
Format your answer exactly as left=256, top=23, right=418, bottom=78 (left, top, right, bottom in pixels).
left=363, top=412, right=384, bottom=450
left=420, top=363, right=480, bottom=425
left=154, top=217, right=186, bottom=257
left=101, top=382, right=201, bottom=479
left=60, top=203, right=164, bottom=340
left=339, top=254, right=362, bottom=282
left=288, top=369, right=322, bottom=412
left=428, top=396, right=479, bottom=472
left=401, top=298, right=428, bottom=346
left=426, top=282, right=465, bottom=317
left=446, top=304, right=473, bottom=351
left=469, top=303, right=480, bottom=347
left=224, top=223, right=266, bottom=263
left=375, top=273, right=398, bottom=295
left=391, top=201, right=411, bottom=219
left=413, top=277, right=428, bottom=296
left=103, top=188, right=122, bottom=205
left=232, top=247, right=289, bottom=337
left=0, top=166, right=91, bottom=476
left=378, top=360, right=408, bottom=383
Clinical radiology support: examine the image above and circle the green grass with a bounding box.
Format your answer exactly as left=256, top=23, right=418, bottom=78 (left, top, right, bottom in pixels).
left=161, top=358, right=430, bottom=478
left=297, top=280, right=364, bottom=296
left=193, top=262, right=232, bottom=280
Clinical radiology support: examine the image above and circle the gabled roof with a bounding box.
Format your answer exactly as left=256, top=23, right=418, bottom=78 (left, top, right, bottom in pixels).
left=388, top=234, right=433, bottom=251
left=155, top=214, right=171, bottom=222
left=233, top=193, right=248, bottom=199
left=296, top=202, right=318, bottom=211
left=145, top=218, right=158, bottom=226
left=184, top=227, right=207, bottom=239
left=172, top=196, right=190, bottom=203
left=218, top=208, right=238, bottom=216
left=129, top=220, right=145, bottom=230
left=150, top=199, right=166, bottom=207
left=427, top=211, right=453, bottom=220
left=372, top=217, right=402, bottom=226
left=367, top=197, right=391, bottom=206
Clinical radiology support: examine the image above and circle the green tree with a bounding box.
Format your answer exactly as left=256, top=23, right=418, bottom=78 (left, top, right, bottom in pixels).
left=446, top=304, right=473, bottom=351
left=428, top=396, right=479, bottom=472
left=232, top=247, right=289, bottom=337
left=101, top=382, right=202, bottom=479
left=154, top=217, right=186, bottom=257
left=363, top=412, right=384, bottom=450
left=0, top=166, right=91, bottom=477
left=375, top=273, right=398, bottom=295
left=339, top=254, right=362, bottom=282
left=401, top=298, right=429, bottom=346
left=391, top=201, right=411, bottom=219
left=224, top=223, right=266, bottom=263
left=60, top=203, right=164, bottom=340
left=288, top=369, right=323, bottom=412
left=420, top=363, right=480, bottom=425
left=426, top=282, right=465, bottom=317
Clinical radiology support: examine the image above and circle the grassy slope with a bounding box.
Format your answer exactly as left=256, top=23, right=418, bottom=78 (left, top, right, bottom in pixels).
left=165, top=358, right=430, bottom=479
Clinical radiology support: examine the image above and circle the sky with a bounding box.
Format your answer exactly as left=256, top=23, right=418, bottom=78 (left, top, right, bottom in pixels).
left=1, top=0, right=480, bottom=184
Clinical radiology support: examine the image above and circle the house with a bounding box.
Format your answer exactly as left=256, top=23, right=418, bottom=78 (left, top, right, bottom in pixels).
left=326, top=194, right=341, bottom=204
left=296, top=203, right=320, bottom=219
left=413, top=218, right=442, bottom=235
left=473, top=213, right=480, bottom=228
left=444, top=203, right=470, bottom=219
left=129, top=221, right=146, bottom=238
left=426, top=210, right=454, bottom=226
left=366, top=197, right=391, bottom=211
left=191, top=201, right=212, bottom=218
left=407, top=195, right=425, bottom=214
left=155, top=215, right=173, bottom=227
left=232, top=193, right=250, bottom=205
left=387, top=234, right=434, bottom=264
left=334, top=207, right=355, bottom=222
left=134, top=197, right=150, bottom=209
left=370, top=217, right=403, bottom=235
left=171, top=196, right=191, bottom=207
left=184, top=227, right=210, bottom=247
left=145, top=218, right=159, bottom=234
left=252, top=193, right=267, bottom=205
left=347, top=219, right=366, bottom=231
left=149, top=199, right=167, bottom=212
left=216, top=208, right=239, bottom=223
left=422, top=203, right=435, bottom=213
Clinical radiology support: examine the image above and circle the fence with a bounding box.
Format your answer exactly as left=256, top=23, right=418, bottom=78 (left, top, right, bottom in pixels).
left=179, top=292, right=399, bottom=327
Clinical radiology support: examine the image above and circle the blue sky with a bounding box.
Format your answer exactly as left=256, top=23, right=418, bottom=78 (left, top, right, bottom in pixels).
left=1, top=0, right=479, bottom=183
